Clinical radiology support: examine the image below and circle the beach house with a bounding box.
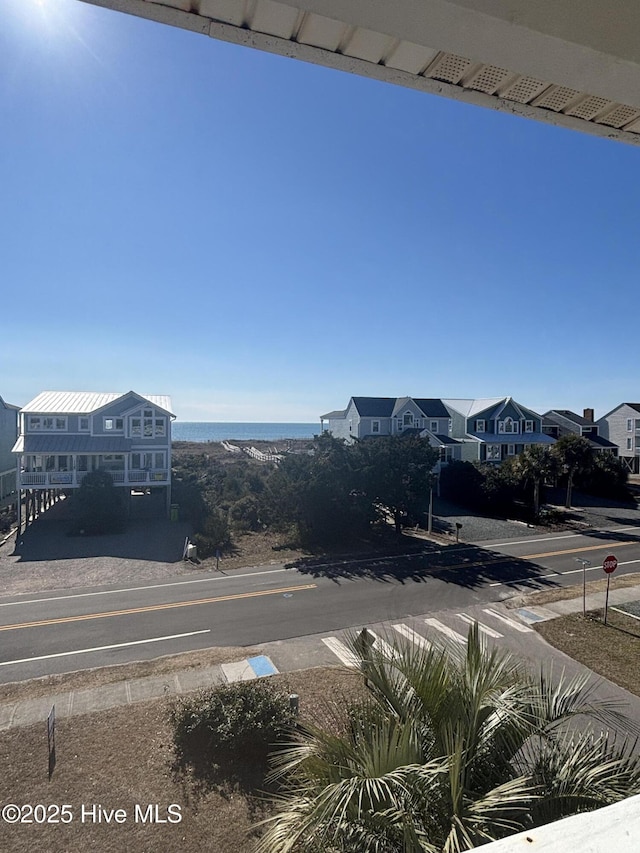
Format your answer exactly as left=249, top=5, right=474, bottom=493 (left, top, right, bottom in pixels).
left=13, top=391, right=175, bottom=523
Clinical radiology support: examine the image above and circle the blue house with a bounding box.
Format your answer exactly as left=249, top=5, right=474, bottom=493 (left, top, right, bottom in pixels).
left=13, top=390, right=175, bottom=522
left=0, top=395, right=19, bottom=508
left=443, top=397, right=554, bottom=462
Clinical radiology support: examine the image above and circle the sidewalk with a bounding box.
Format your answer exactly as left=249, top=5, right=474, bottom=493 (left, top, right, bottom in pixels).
left=2, top=586, right=640, bottom=732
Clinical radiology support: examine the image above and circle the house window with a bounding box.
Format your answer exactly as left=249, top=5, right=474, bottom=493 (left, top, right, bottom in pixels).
left=486, top=444, right=501, bottom=460
left=627, top=438, right=633, bottom=451
left=155, top=418, right=166, bottom=437
left=636, top=420, right=640, bottom=430
left=143, top=417, right=153, bottom=437
left=498, top=417, right=518, bottom=434
left=104, top=418, right=124, bottom=431
left=131, top=418, right=141, bottom=436
left=475, top=419, right=485, bottom=432
left=155, top=452, right=165, bottom=468
left=430, top=421, right=438, bottom=432
left=403, top=412, right=413, bottom=427
left=36, top=417, right=67, bottom=431
left=628, top=419, right=633, bottom=431
left=371, top=420, right=380, bottom=434
left=448, top=419, right=452, bottom=433
left=79, top=417, right=89, bottom=431
left=525, top=420, right=534, bottom=433
left=507, top=444, right=516, bottom=456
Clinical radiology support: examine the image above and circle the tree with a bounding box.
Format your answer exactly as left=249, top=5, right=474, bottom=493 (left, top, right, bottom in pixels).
left=514, top=444, right=557, bottom=517
left=551, top=435, right=594, bottom=509
left=70, top=469, right=127, bottom=534
left=257, top=627, right=640, bottom=853
left=354, top=436, right=439, bottom=533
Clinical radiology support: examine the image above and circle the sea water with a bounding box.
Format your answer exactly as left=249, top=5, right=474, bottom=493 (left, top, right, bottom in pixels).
left=172, top=422, right=319, bottom=442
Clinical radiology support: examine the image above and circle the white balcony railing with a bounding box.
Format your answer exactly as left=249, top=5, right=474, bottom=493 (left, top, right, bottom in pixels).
left=20, top=470, right=169, bottom=488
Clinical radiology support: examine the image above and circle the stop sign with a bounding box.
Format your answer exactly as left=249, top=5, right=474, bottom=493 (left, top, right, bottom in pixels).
left=603, top=555, right=618, bottom=574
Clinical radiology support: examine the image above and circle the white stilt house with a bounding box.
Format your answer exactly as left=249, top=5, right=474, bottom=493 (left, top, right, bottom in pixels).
left=13, top=391, right=175, bottom=528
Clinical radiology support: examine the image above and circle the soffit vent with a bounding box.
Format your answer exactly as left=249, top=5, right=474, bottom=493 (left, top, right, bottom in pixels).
left=497, top=75, right=549, bottom=104
left=531, top=85, right=583, bottom=111
left=595, top=104, right=640, bottom=128
left=565, top=95, right=614, bottom=120
left=424, top=52, right=474, bottom=85
left=461, top=64, right=513, bottom=94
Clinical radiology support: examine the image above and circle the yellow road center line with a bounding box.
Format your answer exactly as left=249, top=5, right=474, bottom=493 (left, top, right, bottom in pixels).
left=521, top=541, right=637, bottom=560
left=0, top=584, right=317, bottom=633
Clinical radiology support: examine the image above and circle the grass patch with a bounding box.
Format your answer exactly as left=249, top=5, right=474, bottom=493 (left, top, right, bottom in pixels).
left=0, top=646, right=259, bottom=705
left=535, top=608, right=640, bottom=696
left=0, top=667, right=366, bottom=853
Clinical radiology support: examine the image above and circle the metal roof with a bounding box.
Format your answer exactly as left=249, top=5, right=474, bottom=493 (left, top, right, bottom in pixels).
left=13, top=435, right=133, bottom=454
left=21, top=391, right=174, bottom=416
left=469, top=431, right=555, bottom=444
left=443, top=398, right=508, bottom=418
left=83, top=0, right=640, bottom=147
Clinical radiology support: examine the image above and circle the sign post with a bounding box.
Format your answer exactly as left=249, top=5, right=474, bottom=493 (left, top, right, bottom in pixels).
left=47, top=705, right=56, bottom=779
left=574, top=558, right=591, bottom=616
left=602, top=555, right=618, bottom=625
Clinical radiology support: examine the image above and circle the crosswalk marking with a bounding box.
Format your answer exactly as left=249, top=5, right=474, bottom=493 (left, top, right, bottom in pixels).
left=392, top=623, right=431, bottom=649
left=424, top=618, right=466, bottom=644
left=482, top=608, right=533, bottom=633
left=368, top=629, right=396, bottom=658
left=456, top=613, right=503, bottom=638
left=321, top=637, right=359, bottom=668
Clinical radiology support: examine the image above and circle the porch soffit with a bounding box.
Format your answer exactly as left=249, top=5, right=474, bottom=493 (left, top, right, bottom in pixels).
left=16, top=436, right=134, bottom=454
left=81, top=0, right=640, bottom=146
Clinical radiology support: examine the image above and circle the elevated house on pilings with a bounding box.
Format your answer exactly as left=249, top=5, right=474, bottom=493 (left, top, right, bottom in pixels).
left=12, top=391, right=175, bottom=530
left=0, top=396, right=19, bottom=511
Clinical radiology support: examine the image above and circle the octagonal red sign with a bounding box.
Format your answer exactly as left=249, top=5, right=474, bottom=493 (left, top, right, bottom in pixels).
left=603, top=555, right=618, bottom=574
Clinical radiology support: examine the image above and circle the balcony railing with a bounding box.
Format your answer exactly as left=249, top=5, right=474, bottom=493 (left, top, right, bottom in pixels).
left=20, top=470, right=169, bottom=488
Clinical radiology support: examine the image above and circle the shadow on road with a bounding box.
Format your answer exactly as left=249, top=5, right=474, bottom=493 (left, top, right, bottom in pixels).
left=287, top=540, right=559, bottom=593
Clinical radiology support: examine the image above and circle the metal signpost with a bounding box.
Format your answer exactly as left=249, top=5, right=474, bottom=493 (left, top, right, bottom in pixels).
left=47, top=705, right=56, bottom=779
left=575, top=558, right=591, bottom=616
left=602, top=554, right=618, bottom=625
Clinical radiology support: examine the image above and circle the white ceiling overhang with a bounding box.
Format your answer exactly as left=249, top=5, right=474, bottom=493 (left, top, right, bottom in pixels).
left=80, top=0, right=640, bottom=145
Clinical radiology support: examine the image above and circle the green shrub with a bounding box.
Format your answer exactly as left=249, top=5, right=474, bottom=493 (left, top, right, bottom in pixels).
left=192, top=509, right=231, bottom=557
left=170, top=679, right=295, bottom=773
left=229, top=495, right=262, bottom=532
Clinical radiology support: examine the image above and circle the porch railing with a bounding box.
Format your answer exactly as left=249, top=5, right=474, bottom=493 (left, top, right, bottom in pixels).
left=20, top=470, right=169, bottom=488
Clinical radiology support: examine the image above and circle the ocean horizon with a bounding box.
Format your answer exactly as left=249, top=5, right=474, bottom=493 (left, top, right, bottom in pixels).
left=172, top=422, right=319, bottom=442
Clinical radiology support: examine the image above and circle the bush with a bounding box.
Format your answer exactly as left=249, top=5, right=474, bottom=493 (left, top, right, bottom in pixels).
left=69, top=470, right=127, bottom=534
left=192, top=509, right=231, bottom=557
left=229, top=495, right=262, bottom=532
left=170, top=680, right=295, bottom=777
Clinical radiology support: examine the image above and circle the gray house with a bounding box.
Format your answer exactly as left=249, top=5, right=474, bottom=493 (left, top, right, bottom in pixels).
left=543, top=409, right=618, bottom=454
left=320, top=396, right=461, bottom=466
left=13, top=390, right=175, bottom=521
left=442, top=397, right=554, bottom=462
left=0, top=395, right=19, bottom=507
left=597, top=403, right=640, bottom=472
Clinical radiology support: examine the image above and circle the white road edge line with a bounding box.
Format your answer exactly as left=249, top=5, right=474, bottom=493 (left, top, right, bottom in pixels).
left=0, top=568, right=290, bottom=608
left=485, top=526, right=640, bottom=548
left=489, top=560, right=640, bottom=587
left=0, top=629, right=211, bottom=668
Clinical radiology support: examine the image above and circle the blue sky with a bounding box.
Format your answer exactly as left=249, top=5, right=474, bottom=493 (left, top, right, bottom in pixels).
left=2, top=0, right=638, bottom=422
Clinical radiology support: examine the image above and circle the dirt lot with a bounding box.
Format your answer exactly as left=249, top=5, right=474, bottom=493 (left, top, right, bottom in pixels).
left=0, top=667, right=365, bottom=853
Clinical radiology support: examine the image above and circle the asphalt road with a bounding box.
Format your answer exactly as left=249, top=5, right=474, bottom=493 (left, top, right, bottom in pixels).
left=1, top=523, right=640, bottom=683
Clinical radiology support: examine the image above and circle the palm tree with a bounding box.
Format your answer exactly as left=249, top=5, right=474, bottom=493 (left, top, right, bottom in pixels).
left=514, top=444, right=557, bottom=517
left=551, top=435, right=594, bottom=509
left=257, top=628, right=640, bottom=853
